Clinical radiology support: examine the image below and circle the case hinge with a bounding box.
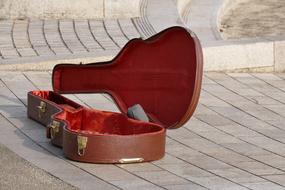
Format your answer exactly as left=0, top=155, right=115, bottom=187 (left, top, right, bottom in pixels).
left=37, top=101, right=47, bottom=118
left=77, top=135, right=88, bottom=156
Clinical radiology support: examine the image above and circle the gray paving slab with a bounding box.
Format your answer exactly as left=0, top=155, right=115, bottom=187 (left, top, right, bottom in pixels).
left=0, top=71, right=36, bottom=105
left=13, top=20, right=37, bottom=57
left=43, top=20, right=71, bottom=55
left=104, top=19, right=129, bottom=48
left=118, top=19, right=141, bottom=40
left=74, top=19, right=102, bottom=51
left=89, top=19, right=119, bottom=50
left=59, top=20, right=87, bottom=53
left=29, top=20, right=55, bottom=56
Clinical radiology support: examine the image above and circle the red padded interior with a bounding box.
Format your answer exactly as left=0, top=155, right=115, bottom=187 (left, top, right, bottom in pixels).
left=52, top=27, right=200, bottom=129
left=32, top=91, right=163, bottom=135
left=31, top=91, right=82, bottom=110
left=55, top=109, right=163, bottom=135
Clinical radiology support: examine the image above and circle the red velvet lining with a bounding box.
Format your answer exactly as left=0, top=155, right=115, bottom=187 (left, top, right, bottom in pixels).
left=56, top=109, right=163, bottom=135
left=32, top=91, right=163, bottom=135
left=52, top=27, right=200, bottom=129
left=31, top=91, right=81, bottom=110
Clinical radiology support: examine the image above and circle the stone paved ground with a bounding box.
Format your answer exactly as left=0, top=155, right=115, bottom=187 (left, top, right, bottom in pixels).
left=1, top=71, right=285, bottom=190
left=0, top=143, right=77, bottom=190
left=0, top=0, right=156, bottom=65
left=0, top=18, right=146, bottom=61
left=0, top=0, right=285, bottom=189
left=220, top=0, right=285, bottom=39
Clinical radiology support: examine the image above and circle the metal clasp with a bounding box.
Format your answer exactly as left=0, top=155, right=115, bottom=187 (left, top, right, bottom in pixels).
left=37, top=101, right=46, bottom=118
left=119, top=158, right=144, bottom=164
left=49, top=120, right=60, bottom=139
left=77, top=135, right=88, bottom=156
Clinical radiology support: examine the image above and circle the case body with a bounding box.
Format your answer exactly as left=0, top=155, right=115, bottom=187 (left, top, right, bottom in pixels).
left=27, top=26, right=203, bottom=163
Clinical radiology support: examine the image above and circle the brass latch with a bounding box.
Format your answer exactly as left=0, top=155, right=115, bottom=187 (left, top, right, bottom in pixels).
left=119, top=158, right=144, bottom=164
left=37, top=101, right=46, bottom=118
left=49, top=120, right=60, bottom=139
left=77, top=135, right=88, bottom=156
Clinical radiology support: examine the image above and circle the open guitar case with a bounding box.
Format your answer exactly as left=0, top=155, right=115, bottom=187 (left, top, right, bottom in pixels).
left=27, top=26, right=203, bottom=164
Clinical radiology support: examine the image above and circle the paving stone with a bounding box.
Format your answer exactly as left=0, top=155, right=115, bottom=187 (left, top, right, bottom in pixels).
left=239, top=136, right=285, bottom=156
left=0, top=48, right=19, bottom=59
left=199, top=90, right=230, bottom=107
left=252, top=73, right=283, bottom=81
left=152, top=154, right=186, bottom=165
left=110, top=179, right=164, bottom=190
left=118, top=19, right=141, bottom=40
left=164, top=183, right=208, bottom=190
left=23, top=71, right=52, bottom=89
left=117, top=162, right=162, bottom=172
left=263, top=175, right=285, bottom=186
left=74, top=19, right=102, bottom=51
left=242, top=181, right=284, bottom=190
left=211, top=152, right=252, bottom=164
left=185, top=176, right=248, bottom=190
left=264, top=104, right=285, bottom=117
left=195, top=112, right=233, bottom=126
left=251, top=154, right=285, bottom=170
left=0, top=79, right=23, bottom=106
left=89, top=20, right=118, bottom=50
left=209, top=168, right=265, bottom=183
left=29, top=20, right=54, bottom=56
left=214, top=124, right=262, bottom=137
left=17, top=48, right=38, bottom=57
left=104, top=19, right=129, bottom=48
left=13, top=20, right=37, bottom=57
left=234, top=161, right=284, bottom=176
left=180, top=154, right=231, bottom=171
left=0, top=105, right=26, bottom=118
left=134, top=170, right=190, bottom=186
left=249, top=96, right=281, bottom=105
left=221, top=142, right=271, bottom=157
left=75, top=93, right=120, bottom=112
left=38, top=142, right=64, bottom=158
left=43, top=20, right=71, bottom=55
left=0, top=72, right=37, bottom=105
left=156, top=162, right=214, bottom=179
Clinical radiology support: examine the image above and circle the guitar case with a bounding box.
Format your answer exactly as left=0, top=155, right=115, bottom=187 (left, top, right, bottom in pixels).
left=27, top=26, right=203, bottom=163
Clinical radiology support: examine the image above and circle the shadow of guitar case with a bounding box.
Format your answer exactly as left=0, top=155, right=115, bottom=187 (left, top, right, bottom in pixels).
left=27, top=26, right=203, bottom=164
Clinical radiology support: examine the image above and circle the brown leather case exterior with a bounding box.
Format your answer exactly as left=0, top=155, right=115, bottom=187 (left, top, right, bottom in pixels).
left=27, top=92, right=60, bottom=126
left=27, top=26, right=203, bottom=164
left=27, top=90, right=165, bottom=163
left=27, top=91, right=83, bottom=147
left=63, top=129, right=165, bottom=163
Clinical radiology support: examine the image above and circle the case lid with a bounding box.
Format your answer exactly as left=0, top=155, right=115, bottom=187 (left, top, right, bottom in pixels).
left=52, top=26, right=203, bottom=129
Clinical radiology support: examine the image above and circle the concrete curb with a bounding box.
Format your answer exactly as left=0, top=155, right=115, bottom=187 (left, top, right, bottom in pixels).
left=182, top=0, right=285, bottom=72
left=0, top=51, right=116, bottom=71
left=203, top=37, right=285, bottom=72
left=0, top=0, right=141, bottom=19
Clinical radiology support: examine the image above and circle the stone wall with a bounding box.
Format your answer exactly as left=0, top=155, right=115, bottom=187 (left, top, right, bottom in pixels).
left=0, top=0, right=141, bottom=19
